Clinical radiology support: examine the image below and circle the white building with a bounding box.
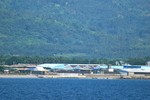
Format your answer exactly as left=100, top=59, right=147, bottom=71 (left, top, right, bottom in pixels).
left=147, top=61, right=150, bottom=66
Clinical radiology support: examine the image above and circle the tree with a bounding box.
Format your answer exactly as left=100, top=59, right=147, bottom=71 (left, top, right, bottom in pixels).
left=0, top=65, right=5, bottom=72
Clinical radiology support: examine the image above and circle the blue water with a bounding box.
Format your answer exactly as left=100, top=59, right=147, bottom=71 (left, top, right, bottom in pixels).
left=0, top=78, right=150, bottom=100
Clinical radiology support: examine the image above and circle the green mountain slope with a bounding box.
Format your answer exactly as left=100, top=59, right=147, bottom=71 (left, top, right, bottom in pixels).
left=0, top=0, right=150, bottom=58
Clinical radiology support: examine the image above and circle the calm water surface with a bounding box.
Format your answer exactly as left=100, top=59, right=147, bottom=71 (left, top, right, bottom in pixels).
left=0, top=78, right=150, bottom=100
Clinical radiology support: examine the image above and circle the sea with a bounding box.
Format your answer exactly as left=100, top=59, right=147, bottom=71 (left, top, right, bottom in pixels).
left=0, top=78, right=150, bottom=100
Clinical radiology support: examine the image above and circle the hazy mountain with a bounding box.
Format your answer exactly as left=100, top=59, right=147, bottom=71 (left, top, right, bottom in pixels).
left=0, top=0, right=150, bottom=58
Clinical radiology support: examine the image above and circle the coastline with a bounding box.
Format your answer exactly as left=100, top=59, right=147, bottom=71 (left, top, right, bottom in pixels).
left=0, top=74, right=38, bottom=78
left=0, top=74, right=150, bottom=79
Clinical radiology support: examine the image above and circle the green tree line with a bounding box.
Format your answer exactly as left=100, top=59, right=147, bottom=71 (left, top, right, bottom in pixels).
left=0, top=55, right=149, bottom=65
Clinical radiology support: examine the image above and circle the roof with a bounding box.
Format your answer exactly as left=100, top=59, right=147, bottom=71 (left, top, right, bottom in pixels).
left=26, top=67, right=48, bottom=71
left=37, top=64, right=65, bottom=69
left=119, top=69, right=150, bottom=73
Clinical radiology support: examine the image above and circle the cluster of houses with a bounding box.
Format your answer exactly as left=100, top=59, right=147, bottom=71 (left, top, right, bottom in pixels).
left=3, top=63, right=150, bottom=76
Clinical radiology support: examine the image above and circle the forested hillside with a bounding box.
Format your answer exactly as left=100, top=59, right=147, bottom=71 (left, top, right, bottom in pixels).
left=0, top=0, right=150, bottom=58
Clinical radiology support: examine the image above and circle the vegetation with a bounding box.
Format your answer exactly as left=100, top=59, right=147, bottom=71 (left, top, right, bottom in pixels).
left=0, top=55, right=149, bottom=65
left=0, top=65, right=5, bottom=72
left=0, top=0, right=150, bottom=58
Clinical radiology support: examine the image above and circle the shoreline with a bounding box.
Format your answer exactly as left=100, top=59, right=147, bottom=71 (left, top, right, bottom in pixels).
left=0, top=74, right=38, bottom=78
left=0, top=74, right=150, bottom=79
